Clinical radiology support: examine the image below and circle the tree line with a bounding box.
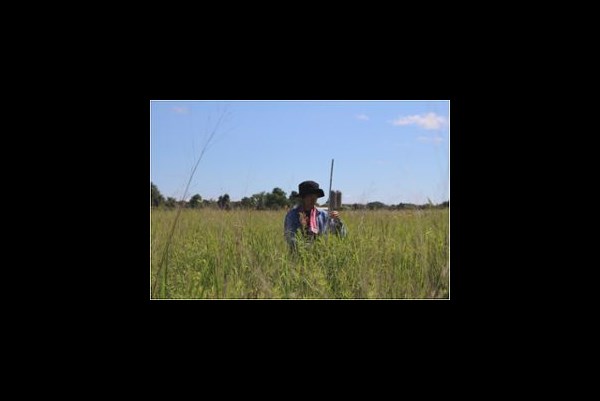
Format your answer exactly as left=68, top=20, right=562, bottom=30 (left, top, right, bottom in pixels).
left=151, top=182, right=449, bottom=211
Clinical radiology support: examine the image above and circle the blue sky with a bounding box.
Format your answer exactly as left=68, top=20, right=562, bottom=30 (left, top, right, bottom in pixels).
left=150, top=101, right=449, bottom=205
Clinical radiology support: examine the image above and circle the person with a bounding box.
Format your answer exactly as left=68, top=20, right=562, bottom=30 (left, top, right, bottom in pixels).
left=284, top=180, right=347, bottom=251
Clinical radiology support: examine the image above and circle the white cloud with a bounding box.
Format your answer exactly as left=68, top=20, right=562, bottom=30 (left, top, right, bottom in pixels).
left=172, top=106, right=189, bottom=114
left=356, top=114, right=370, bottom=121
left=417, top=135, right=444, bottom=144
left=392, top=112, right=445, bottom=129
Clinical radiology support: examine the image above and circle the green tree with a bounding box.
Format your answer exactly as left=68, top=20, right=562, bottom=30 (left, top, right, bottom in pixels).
left=367, top=201, right=386, bottom=210
left=241, top=196, right=256, bottom=209
left=151, top=182, right=165, bottom=207
left=352, top=203, right=365, bottom=210
left=266, top=187, right=288, bottom=209
left=288, top=190, right=299, bottom=206
left=252, top=192, right=267, bottom=210
left=189, top=194, right=202, bottom=208
left=218, top=194, right=231, bottom=210
left=165, top=197, right=177, bottom=209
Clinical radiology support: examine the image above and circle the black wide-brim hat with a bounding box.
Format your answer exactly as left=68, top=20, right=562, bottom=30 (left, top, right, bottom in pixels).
left=297, top=180, right=325, bottom=198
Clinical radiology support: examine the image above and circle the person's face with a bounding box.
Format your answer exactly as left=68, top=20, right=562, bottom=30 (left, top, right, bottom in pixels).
left=302, top=194, right=318, bottom=209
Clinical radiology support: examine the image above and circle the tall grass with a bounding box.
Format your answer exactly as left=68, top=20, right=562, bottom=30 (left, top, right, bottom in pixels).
left=151, top=108, right=230, bottom=296
left=150, top=208, right=449, bottom=299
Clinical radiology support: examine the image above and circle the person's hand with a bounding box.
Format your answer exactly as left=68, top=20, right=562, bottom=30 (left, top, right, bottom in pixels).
left=299, top=212, right=307, bottom=228
left=329, top=211, right=339, bottom=219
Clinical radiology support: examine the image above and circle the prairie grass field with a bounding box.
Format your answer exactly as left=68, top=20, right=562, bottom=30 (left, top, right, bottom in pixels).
left=150, top=208, right=449, bottom=299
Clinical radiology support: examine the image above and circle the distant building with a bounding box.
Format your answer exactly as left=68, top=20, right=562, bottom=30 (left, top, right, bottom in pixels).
left=329, top=190, right=342, bottom=210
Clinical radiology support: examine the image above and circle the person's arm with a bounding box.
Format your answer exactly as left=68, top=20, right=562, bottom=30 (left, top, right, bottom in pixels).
left=324, top=210, right=348, bottom=237
left=284, top=210, right=299, bottom=250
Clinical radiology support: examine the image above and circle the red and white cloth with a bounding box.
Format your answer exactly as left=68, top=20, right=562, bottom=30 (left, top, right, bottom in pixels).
left=308, top=207, right=318, bottom=234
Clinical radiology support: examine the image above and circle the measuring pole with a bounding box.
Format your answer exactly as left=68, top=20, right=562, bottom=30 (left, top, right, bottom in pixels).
left=328, top=158, right=334, bottom=210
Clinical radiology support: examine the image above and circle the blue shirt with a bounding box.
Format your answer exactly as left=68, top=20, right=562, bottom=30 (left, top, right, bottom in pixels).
left=284, top=205, right=347, bottom=249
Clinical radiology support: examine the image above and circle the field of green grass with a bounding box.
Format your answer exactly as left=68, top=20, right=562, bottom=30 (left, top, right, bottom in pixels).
left=151, top=208, right=449, bottom=299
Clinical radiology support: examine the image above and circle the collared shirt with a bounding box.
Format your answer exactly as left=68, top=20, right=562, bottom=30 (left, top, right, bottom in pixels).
left=284, top=205, right=347, bottom=249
